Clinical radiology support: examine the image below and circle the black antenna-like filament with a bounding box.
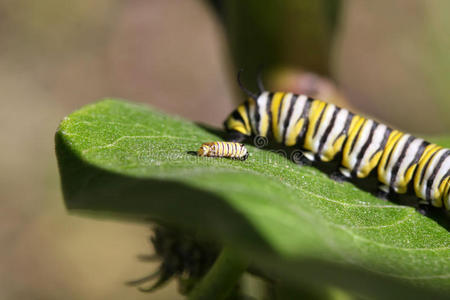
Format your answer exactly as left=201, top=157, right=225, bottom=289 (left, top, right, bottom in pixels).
left=256, top=65, right=265, bottom=93
left=237, top=69, right=258, bottom=100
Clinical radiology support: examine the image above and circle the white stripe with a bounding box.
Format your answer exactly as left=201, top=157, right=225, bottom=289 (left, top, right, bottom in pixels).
left=241, top=146, right=248, bottom=158
left=384, top=134, right=410, bottom=185
left=319, top=108, right=349, bottom=160
left=445, top=179, right=450, bottom=209
left=429, top=150, right=449, bottom=204
left=257, top=93, right=269, bottom=136
left=277, top=93, right=293, bottom=142
left=421, top=148, right=446, bottom=199
left=348, top=119, right=373, bottom=169
left=356, top=123, right=388, bottom=177
left=311, top=104, right=336, bottom=154
left=390, top=138, right=424, bottom=192
left=248, top=102, right=257, bottom=135
left=216, top=142, right=222, bottom=156
left=303, top=151, right=315, bottom=161
left=284, top=95, right=308, bottom=142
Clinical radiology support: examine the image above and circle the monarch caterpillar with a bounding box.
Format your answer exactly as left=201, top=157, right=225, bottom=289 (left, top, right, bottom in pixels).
left=198, top=141, right=249, bottom=161
left=224, top=71, right=450, bottom=211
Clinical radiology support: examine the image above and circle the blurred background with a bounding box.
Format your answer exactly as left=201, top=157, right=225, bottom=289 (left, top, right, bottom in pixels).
left=1, top=0, right=449, bottom=299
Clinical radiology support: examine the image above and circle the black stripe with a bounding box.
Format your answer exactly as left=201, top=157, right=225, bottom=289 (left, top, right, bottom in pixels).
left=282, top=94, right=297, bottom=145
left=231, top=110, right=245, bottom=123
left=384, top=133, right=403, bottom=173
left=318, top=107, right=339, bottom=156
left=426, top=150, right=449, bottom=202
left=313, top=102, right=327, bottom=138
left=349, top=118, right=366, bottom=154
left=216, top=142, right=222, bottom=156
left=378, top=126, right=392, bottom=152
left=342, top=111, right=354, bottom=135
left=352, top=121, right=377, bottom=176
left=276, top=93, right=283, bottom=128
left=419, top=149, right=439, bottom=204
left=332, top=111, right=353, bottom=147
left=412, top=141, right=429, bottom=165
left=368, top=126, right=392, bottom=161
left=274, top=93, right=286, bottom=140
left=266, top=93, right=274, bottom=138
left=420, top=148, right=439, bottom=186
left=225, top=142, right=230, bottom=157
left=254, top=97, right=262, bottom=135
left=405, top=140, right=429, bottom=177
left=389, top=135, right=415, bottom=189
left=297, top=97, right=312, bottom=146
left=244, top=101, right=252, bottom=134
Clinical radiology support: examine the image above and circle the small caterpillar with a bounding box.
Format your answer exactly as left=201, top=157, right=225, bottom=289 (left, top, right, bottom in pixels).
left=224, top=71, right=450, bottom=211
left=198, top=142, right=249, bottom=161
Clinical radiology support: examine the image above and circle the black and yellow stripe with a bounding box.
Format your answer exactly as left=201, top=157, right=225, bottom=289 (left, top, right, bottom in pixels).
left=198, top=142, right=249, bottom=161
left=224, top=87, right=450, bottom=210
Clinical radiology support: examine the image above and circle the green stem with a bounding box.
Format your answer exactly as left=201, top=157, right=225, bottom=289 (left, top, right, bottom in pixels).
left=188, top=247, right=248, bottom=300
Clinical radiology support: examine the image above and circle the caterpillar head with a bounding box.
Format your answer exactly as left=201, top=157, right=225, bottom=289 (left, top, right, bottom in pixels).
left=223, top=102, right=252, bottom=139
left=224, top=69, right=265, bottom=141
left=197, top=143, right=212, bottom=156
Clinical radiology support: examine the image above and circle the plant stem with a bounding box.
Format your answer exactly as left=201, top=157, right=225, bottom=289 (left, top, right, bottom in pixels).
left=188, top=247, right=248, bottom=300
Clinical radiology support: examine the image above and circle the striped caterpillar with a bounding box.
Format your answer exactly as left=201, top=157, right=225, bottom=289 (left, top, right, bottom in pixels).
left=198, top=141, right=249, bottom=161
left=224, top=72, right=450, bottom=211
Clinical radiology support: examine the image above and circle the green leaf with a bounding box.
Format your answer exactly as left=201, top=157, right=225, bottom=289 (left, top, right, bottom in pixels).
left=56, top=99, right=450, bottom=299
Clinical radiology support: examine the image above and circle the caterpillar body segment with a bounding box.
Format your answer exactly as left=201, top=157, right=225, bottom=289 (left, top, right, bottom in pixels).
left=224, top=85, right=450, bottom=211
left=198, top=142, right=249, bottom=161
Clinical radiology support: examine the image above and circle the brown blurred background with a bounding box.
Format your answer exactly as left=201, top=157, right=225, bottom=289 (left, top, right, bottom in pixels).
left=0, top=0, right=449, bottom=299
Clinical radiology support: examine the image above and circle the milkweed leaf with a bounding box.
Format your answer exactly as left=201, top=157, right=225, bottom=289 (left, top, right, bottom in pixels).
left=55, top=99, right=450, bottom=299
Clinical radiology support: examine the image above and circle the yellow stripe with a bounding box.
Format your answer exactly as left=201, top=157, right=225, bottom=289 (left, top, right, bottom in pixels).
left=240, top=144, right=246, bottom=158
left=217, top=142, right=223, bottom=156
left=432, top=191, right=443, bottom=208
left=270, top=92, right=285, bottom=141
left=303, top=100, right=327, bottom=151
left=396, top=163, right=419, bottom=194
left=444, top=179, right=450, bottom=210
left=321, top=134, right=346, bottom=162
left=258, top=94, right=272, bottom=137
left=413, top=144, right=441, bottom=196
left=259, top=108, right=270, bottom=137
left=376, top=130, right=402, bottom=183
left=436, top=176, right=449, bottom=208
left=359, top=151, right=383, bottom=178
left=237, top=104, right=250, bottom=133
left=274, top=93, right=291, bottom=143
left=225, top=142, right=231, bottom=157
left=248, top=98, right=257, bottom=135
left=439, top=176, right=448, bottom=197
left=226, top=118, right=247, bottom=135
left=211, top=142, right=218, bottom=156
left=341, top=116, right=365, bottom=168
left=285, top=119, right=305, bottom=146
